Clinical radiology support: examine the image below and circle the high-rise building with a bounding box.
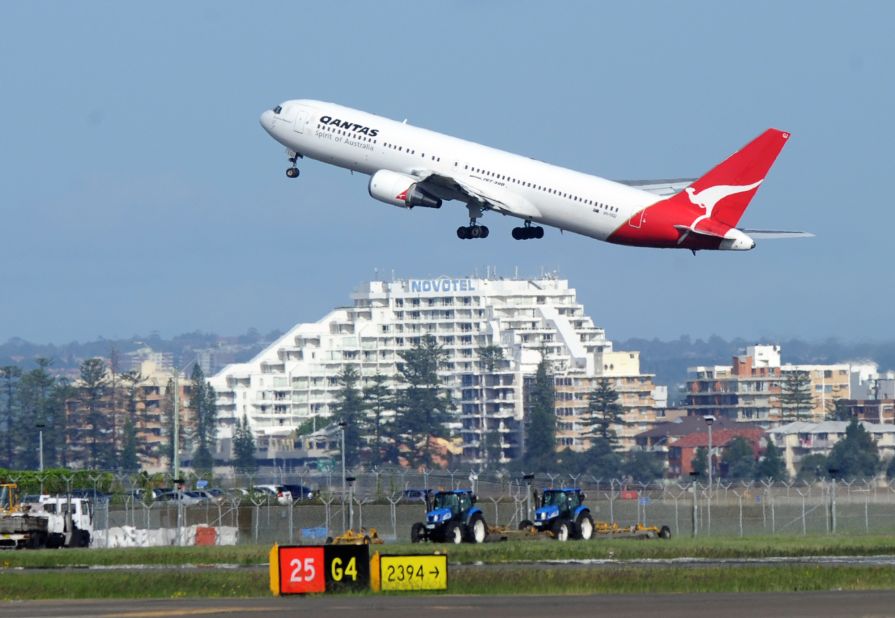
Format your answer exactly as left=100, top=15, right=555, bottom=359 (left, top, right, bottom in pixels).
left=210, top=274, right=657, bottom=464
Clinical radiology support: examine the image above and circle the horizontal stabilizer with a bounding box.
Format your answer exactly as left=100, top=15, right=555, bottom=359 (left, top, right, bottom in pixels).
left=617, top=178, right=695, bottom=197
left=673, top=224, right=725, bottom=239
left=740, top=229, right=815, bottom=239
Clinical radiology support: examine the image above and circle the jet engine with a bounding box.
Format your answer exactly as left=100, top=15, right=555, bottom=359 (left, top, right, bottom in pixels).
left=368, top=170, right=442, bottom=209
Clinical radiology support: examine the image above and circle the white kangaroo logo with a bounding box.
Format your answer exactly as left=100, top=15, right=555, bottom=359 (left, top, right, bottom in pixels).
left=685, top=181, right=763, bottom=220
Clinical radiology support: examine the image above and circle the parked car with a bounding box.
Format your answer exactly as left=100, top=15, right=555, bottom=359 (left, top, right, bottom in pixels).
left=282, top=484, right=318, bottom=501
left=402, top=488, right=432, bottom=503
left=155, top=490, right=204, bottom=505
left=252, top=485, right=293, bottom=505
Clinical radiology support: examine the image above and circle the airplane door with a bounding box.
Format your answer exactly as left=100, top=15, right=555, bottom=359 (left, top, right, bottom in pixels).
left=293, top=107, right=312, bottom=134
left=628, top=210, right=644, bottom=229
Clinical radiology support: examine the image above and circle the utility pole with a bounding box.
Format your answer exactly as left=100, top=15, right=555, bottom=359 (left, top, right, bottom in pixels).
left=705, top=415, right=714, bottom=536
left=173, top=374, right=180, bottom=482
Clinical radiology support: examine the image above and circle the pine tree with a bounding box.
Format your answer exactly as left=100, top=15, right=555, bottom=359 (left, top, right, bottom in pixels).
left=190, top=365, right=217, bottom=473
left=393, top=335, right=453, bottom=468
left=120, top=371, right=144, bottom=470
left=362, top=372, right=393, bottom=466
left=120, top=415, right=139, bottom=473
left=0, top=366, right=22, bottom=467
left=827, top=418, right=880, bottom=480
left=476, top=344, right=505, bottom=467
left=691, top=446, right=708, bottom=479
left=79, top=357, right=109, bottom=469
left=722, top=436, right=756, bottom=480
left=587, top=378, right=623, bottom=447
left=331, top=364, right=365, bottom=467
left=232, top=414, right=258, bottom=475
left=162, top=378, right=176, bottom=472
left=780, top=370, right=814, bottom=421
left=524, top=350, right=556, bottom=469
left=755, top=439, right=786, bottom=481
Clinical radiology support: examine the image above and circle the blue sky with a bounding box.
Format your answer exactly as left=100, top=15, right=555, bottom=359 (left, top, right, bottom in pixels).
left=2, top=1, right=893, bottom=344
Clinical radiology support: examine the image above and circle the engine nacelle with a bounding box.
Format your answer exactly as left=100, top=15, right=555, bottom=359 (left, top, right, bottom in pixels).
left=368, top=170, right=442, bottom=209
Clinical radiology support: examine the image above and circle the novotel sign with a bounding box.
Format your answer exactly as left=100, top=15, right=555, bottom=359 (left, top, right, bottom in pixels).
left=408, top=279, right=476, bottom=293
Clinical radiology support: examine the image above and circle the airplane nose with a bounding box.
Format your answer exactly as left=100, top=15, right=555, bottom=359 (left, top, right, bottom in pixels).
left=259, top=109, right=275, bottom=133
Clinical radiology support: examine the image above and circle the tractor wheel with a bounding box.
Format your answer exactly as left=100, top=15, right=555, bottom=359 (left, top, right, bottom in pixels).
left=325, top=537, right=334, bottom=545
left=466, top=514, right=488, bottom=543
left=518, top=519, right=534, bottom=531
left=445, top=521, right=464, bottom=544
left=410, top=522, right=425, bottom=544
left=659, top=525, right=672, bottom=540
left=552, top=519, right=571, bottom=542
left=576, top=512, right=595, bottom=541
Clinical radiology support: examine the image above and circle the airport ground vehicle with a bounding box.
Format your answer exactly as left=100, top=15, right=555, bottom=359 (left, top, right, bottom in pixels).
left=519, top=488, right=594, bottom=541
left=282, top=484, right=317, bottom=501
left=252, top=484, right=293, bottom=505
left=0, top=484, right=93, bottom=549
left=410, top=489, right=488, bottom=544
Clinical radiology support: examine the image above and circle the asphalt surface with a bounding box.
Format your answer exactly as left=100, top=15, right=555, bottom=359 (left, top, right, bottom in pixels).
left=5, top=592, right=895, bottom=618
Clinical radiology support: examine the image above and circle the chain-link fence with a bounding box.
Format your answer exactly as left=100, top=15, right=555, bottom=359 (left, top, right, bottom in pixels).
left=36, top=470, right=895, bottom=547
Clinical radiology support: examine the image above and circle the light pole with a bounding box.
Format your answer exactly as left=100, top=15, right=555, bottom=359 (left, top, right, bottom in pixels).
left=338, top=420, right=347, bottom=532
left=704, top=415, right=715, bottom=536
left=36, top=422, right=45, bottom=495
left=704, top=415, right=715, bottom=494
left=346, top=476, right=356, bottom=531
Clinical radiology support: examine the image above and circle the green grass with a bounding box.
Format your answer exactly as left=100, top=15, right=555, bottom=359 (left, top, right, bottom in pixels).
left=3, top=564, right=895, bottom=599
left=4, top=534, right=895, bottom=569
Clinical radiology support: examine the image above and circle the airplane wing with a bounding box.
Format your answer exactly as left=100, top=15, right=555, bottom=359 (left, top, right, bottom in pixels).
left=740, top=229, right=815, bottom=239
left=615, top=178, right=695, bottom=196
left=413, top=171, right=543, bottom=219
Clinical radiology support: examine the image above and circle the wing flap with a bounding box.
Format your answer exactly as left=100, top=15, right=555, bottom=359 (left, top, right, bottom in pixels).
left=415, top=171, right=542, bottom=219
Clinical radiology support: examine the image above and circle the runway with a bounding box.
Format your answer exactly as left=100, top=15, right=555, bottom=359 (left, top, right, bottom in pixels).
left=6, top=591, right=895, bottom=618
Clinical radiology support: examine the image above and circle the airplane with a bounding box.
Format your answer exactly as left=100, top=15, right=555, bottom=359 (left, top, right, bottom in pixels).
left=259, top=100, right=811, bottom=252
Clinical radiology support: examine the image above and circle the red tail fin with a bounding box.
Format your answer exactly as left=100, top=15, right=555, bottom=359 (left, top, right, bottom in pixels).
left=678, top=129, right=790, bottom=227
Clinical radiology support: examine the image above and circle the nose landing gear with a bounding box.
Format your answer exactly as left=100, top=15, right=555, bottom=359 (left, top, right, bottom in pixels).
left=285, top=150, right=302, bottom=179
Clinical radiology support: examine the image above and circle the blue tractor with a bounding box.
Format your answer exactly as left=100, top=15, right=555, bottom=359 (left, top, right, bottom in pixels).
left=410, top=489, right=489, bottom=544
left=521, top=488, right=594, bottom=541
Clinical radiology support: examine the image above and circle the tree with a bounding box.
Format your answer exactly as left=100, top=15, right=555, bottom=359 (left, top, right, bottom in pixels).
left=587, top=378, right=623, bottom=447
left=393, top=335, right=454, bottom=468
left=887, top=456, right=895, bottom=480
left=79, top=357, right=109, bottom=469
left=755, top=439, right=787, bottom=481
left=827, top=398, right=852, bottom=421
left=162, top=378, right=177, bottom=472
left=826, top=418, right=880, bottom=480
left=691, top=446, right=708, bottom=479
left=797, top=453, right=829, bottom=482
left=362, top=372, right=393, bottom=466
left=190, top=365, right=217, bottom=473
left=331, top=364, right=365, bottom=467
left=721, top=436, right=756, bottom=480
left=18, top=359, right=57, bottom=469
left=232, top=414, right=258, bottom=475
left=119, top=371, right=143, bottom=471
left=476, top=344, right=505, bottom=468
left=780, top=370, right=813, bottom=421
left=0, top=366, right=21, bottom=467
left=622, top=450, right=664, bottom=483
left=524, top=349, right=556, bottom=470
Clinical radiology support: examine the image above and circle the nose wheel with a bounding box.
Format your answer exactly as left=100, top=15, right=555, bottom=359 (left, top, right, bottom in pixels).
left=285, top=151, right=301, bottom=179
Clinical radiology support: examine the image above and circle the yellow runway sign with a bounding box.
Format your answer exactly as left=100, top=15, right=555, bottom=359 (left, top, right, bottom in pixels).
left=379, top=554, right=448, bottom=591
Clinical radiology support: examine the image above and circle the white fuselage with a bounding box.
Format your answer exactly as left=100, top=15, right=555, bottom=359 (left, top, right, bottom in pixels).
left=260, top=100, right=663, bottom=241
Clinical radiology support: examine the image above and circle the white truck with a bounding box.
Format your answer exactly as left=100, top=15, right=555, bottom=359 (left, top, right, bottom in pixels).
left=0, top=484, right=94, bottom=549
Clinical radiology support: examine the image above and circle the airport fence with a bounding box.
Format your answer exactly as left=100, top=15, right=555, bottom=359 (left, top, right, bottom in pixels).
left=65, top=470, right=895, bottom=546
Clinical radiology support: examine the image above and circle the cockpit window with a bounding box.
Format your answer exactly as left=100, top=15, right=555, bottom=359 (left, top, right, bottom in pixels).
left=273, top=105, right=282, bottom=114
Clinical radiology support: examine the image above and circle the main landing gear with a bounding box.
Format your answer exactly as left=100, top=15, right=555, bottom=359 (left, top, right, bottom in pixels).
left=512, top=221, right=544, bottom=240
left=285, top=150, right=301, bottom=178
left=457, top=224, right=489, bottom=239
left=458, top=200, right=489, bottom=240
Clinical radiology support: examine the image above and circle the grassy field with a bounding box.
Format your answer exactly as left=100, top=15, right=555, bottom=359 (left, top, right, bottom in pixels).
left=3, top=534, right=895, bottom=569
left=3, top=564, right=895, bottom=599
left=3, top=536, right=895, bottom=600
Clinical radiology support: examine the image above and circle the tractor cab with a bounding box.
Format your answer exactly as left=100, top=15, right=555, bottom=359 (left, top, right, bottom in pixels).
left=412, top=489, right=488, bottom=544
left=528, top=488, right=593, bottom=541
left=537, top=488, right=583, bottom=521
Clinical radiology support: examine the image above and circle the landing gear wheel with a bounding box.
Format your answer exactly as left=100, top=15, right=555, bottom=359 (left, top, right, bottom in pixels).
left=535, top=226, right=544, bottom=239
left=480, top=226, right=489, bottom=238
left=286, top=167, right=300, bottom=178
left=457, top=226, right=468, bottom=240
left=576, top=512, right=595, bottom=541
left=410, top=522, right=425, bottom=544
